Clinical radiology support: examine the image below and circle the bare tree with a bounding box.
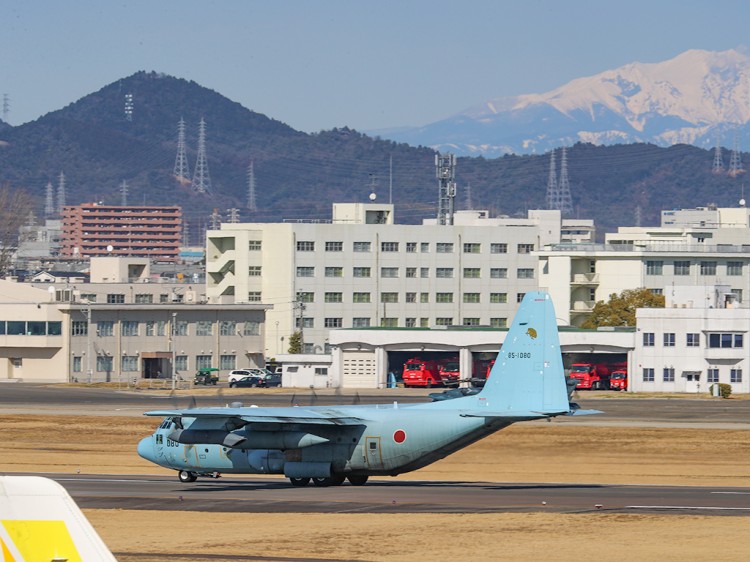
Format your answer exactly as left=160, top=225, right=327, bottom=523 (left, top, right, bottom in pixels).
left=0, top=183, right=34, bottom=276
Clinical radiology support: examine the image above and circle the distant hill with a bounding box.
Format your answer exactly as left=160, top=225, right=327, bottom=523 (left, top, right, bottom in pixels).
left=379, top=49, right=750, bottom=157
left=0, top=70, right=746, bottom=241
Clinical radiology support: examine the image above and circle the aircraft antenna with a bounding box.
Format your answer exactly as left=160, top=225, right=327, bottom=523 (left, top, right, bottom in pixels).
left=191, top=117, right=212, bottom=193
left=173, top=117, right=191, bottom=182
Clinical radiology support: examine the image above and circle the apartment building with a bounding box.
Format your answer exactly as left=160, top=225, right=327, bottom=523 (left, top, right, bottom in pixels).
left=60, top=203, right=182, bottom=262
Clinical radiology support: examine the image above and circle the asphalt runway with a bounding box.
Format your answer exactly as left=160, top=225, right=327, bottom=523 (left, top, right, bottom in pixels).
left=4, top=384, right=750, bottom=518
left=17, top=473, right=750, bottom=517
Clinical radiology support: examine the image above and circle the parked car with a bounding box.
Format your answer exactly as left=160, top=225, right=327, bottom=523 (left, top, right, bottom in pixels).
left=228, top=369, right=265, bottom=384
left=229, top=375, right=265, bottom=388
left=262, top=373, right=282, bottom=388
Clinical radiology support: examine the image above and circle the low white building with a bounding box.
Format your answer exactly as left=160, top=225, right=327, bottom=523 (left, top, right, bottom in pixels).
left=633, top=285, right=749, bottom=394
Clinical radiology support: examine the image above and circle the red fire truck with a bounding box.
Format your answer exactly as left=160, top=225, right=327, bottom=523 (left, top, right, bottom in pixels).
left=402, top=358, right=444, bottom=388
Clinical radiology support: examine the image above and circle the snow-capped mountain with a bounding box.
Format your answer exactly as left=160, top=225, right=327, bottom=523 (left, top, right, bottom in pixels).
left=377, top=49, right=750, bottom=156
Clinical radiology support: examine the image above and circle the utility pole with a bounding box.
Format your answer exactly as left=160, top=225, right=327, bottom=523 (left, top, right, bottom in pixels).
left=170, top=312, right=177, bottom=390
left=82, top=303, right=93, bottom=384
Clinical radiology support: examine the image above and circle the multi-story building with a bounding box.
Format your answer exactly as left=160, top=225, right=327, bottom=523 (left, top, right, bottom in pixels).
left=1, top=257, right=268, bottom=383
left=60, top=203, right=182, bottom=262
left=539, top=205, right=750, bottom=326
left=634, top=285, right=749, bottom=395
left=205, top=203, right=590, bottom=356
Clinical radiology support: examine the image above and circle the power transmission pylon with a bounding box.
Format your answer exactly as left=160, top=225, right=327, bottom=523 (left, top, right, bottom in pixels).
left=2, top=94, right=9, bottom=123
left=226, top=208, right=240, bottom=223
left=712, top=136, right=724, bottom=174
left=57, top=172, right=66, bottom=214
left=729, top=130, right=745, bottom=177
left=209, top=208, right=222, bottom=229
left=44, top=181, right=55, bottom=217
left=182, top=218, right=190, bottom=246
left=546, top=149, right=558, bottom=210
left=435, top=152, right=456, bottom=225
left=120, top=180, right=129, bottom=206
left=124, top=93, right=134, bottom=121
left=464, top=181, right=473, bottom=210
left=246, top=159, right=257, bottom=212
left=191, top=118, right=212, bottom=193
left=173, top=118, right=191, bottom=182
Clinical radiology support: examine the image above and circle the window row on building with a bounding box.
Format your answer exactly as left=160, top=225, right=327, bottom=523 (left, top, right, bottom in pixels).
left=296, top=316, right=509, bottom=329
left=642, top=331, right=744, bottom=348
left=641, top=367, right=743, bottom=383
left=291, top=266, right=534, bottom=279
left=292, top=241, right=535, bottom=254
left=644, top=260, right=745, bottom=276
left=71, top=320, right=261, bottom=337
left=72, top=353, right=244, bottom=374
left=295, top=291, right=523, bottom=304
left=0, top=320, right=62, bottom=336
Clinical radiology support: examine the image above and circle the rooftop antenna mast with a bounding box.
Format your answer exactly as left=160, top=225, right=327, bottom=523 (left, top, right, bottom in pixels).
left=435, top=152, right=456, bottom=225
left=246, top=159, right=257, bottom=212
left=173, top=118, right=191, bottom=182
left=712, top=135, right=724, bottom=174
left=191, top=117, right=212, bottom=194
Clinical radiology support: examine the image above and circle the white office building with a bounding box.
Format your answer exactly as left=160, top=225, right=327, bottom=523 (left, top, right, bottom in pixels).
left=539, top=204, right=750, bottom=327
left=206, top=203, right=592, bottom=356
left=634, top=285, right=749, bottom=394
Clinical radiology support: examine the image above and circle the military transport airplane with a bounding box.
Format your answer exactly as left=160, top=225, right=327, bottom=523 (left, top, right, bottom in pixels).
left=138, top=291, right=597, bottom=487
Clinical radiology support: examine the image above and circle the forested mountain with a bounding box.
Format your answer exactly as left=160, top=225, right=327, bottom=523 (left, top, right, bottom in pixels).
left=0, top=71, right=745, bottom=241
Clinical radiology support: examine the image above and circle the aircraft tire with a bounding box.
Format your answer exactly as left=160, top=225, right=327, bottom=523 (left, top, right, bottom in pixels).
left=178, top=470, right=198, bottom=483
left=347, top=475, right=369, bottom=486
left=289, top=477, right=310, bottom=487
left=312, top=475, right=345, bottom=487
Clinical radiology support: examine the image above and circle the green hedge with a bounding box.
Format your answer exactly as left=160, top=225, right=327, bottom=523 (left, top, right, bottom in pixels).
left=709, top=383, right=732, bottom=399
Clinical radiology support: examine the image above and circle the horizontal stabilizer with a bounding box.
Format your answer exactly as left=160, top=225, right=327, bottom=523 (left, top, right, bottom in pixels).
left=460, top=409, right=568, bottom=420
left=566, top=409, right=603, bottom=416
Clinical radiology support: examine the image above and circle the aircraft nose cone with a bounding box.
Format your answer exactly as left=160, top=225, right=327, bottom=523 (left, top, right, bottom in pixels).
left=137, top=436, right=155, bottom=462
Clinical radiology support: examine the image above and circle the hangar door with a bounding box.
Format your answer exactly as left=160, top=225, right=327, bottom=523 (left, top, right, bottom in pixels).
left=341, top=350, right=377, bottom=388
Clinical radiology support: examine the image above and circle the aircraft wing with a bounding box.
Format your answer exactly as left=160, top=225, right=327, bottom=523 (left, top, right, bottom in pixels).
left=145, top=406, right=367, bottom=425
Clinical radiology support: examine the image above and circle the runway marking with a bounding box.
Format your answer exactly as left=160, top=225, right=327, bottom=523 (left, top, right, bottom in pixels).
left=711, top=491, right=750, bottom=495
left=627, top=505, right=750, bottom=511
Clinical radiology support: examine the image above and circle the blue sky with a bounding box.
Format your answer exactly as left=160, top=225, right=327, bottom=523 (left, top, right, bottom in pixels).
left=2, top=1, right=749, bottom=132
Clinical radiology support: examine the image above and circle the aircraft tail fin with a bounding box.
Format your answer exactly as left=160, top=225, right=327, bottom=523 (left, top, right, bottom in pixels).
left=0, top=475, right=117, bottom=561
left=477, top=291, right=569, bottom=416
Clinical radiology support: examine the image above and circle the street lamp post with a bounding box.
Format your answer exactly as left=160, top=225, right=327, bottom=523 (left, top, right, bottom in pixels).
left=170, top=312, right=177, bottom=391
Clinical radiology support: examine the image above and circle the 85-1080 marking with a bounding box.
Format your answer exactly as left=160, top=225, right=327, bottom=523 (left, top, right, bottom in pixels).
left=506, top=352, right=531, bottom=359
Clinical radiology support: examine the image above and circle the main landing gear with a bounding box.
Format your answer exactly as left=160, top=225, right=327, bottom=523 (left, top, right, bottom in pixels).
left=177, top=470, right=221, bottom=483
left=288, top=475, right=369, bottom=487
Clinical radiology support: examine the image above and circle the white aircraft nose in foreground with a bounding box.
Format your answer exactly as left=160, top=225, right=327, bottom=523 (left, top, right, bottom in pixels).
left=138, top=291, right=598, bottom=486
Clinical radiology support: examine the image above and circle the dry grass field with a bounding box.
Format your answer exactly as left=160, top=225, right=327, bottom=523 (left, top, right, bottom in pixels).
left=2, top=413, right=750, bottom=560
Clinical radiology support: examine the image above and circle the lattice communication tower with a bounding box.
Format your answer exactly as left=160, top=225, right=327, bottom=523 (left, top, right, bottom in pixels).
left=435, top=152, right=456, bottom=225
